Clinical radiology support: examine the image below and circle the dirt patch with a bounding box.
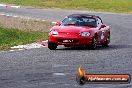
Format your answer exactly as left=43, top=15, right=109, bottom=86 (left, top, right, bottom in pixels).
left=0, top=15, right=52, bottom=32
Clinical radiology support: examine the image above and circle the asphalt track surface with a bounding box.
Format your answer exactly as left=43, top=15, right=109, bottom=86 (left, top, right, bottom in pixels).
left=0, top=7, right=132, bottom=88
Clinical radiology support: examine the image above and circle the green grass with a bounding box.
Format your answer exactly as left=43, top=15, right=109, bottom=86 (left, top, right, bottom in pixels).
left=0, top=0, right=132, bottom=13
left=0, top=27, right=48, bottom=50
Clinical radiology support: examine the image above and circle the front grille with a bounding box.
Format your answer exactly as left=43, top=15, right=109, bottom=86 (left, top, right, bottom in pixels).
left=59, top=32, right=80, bottom=36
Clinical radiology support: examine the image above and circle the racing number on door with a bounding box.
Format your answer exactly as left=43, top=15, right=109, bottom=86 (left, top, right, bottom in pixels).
left=101, top=31, right=105, bottom=40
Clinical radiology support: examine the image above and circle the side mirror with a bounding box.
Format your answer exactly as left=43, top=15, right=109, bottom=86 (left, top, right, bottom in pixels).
left=55, top=21, right=61, bottom=26
left=99, top=24, right=106, bottom=30
left=51, top=21, right=61, bottom=26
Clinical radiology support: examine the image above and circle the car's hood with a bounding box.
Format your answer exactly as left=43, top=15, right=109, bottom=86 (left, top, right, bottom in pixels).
left=51, top=26, right=96, bottom=33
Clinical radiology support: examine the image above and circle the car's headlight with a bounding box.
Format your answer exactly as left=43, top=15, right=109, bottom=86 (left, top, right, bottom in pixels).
left=81, top=32, right=91, bottom=36
left=50, top=30, right=58, bottom=35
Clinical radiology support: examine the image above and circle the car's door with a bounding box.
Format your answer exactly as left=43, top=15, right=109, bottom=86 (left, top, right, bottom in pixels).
left=97, top=18, right=107, bottom=43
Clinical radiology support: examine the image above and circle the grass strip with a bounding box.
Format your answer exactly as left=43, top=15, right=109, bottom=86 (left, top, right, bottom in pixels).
left=0, top=27, right=48, bottom=50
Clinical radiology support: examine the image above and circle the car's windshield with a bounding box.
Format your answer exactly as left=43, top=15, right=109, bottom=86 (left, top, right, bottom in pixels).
left=61, top=16, right=97, bottom=27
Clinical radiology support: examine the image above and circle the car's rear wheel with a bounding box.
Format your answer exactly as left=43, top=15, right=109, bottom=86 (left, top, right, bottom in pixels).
left=90, top=35, right=97, bottom=50
left=48, top=42, right=57, bottom=50
left=102, top=33, right=110, bottom=47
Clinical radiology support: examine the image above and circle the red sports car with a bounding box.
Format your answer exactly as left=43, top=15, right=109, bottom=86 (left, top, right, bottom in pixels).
left=48, top=14, right=110, bottom=50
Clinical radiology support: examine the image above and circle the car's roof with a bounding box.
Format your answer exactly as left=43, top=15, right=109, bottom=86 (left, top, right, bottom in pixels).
left=68, top=14, right=100, bottom=18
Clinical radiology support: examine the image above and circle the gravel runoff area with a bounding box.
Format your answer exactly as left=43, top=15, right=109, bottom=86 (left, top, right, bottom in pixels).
left=0, top=15, right=52, bottom=32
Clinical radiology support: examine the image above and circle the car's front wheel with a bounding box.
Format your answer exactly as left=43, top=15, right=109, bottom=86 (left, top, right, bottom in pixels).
left=48, top=42, right=57, bottom=50
left=90, top=35, right=97, bottom=50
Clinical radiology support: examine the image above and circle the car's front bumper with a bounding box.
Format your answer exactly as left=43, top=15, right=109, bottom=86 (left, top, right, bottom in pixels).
left=48, top=34, right=93, bottom=46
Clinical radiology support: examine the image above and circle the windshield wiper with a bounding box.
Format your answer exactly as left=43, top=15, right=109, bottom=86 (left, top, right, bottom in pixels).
left=65, top=23, right=76, bottom=26
left=83, top=25, right=95, bottom=27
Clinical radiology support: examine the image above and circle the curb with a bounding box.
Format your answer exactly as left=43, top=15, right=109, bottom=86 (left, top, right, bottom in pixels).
left=37, top=40, right=48, bottom=46
left=10, top=40, right=48, bottom=51
left=0, top=4, right=20, bottom=8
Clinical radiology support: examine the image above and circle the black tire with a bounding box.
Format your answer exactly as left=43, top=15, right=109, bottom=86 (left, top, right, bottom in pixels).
left=48, top=42, right=57, bottom=50
left=90, top=35, right=97, bottom=50
left=102, top=33, right=110, bottom=47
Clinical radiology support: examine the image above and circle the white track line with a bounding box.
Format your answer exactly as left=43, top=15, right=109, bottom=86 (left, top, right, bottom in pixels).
left=53, top=73, right=66, bottom=76
left=0, top=4, right=20, bottom=8
left=53, top=64, right=68, bottom=68
left=0, top=4, right=6, bottom=7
